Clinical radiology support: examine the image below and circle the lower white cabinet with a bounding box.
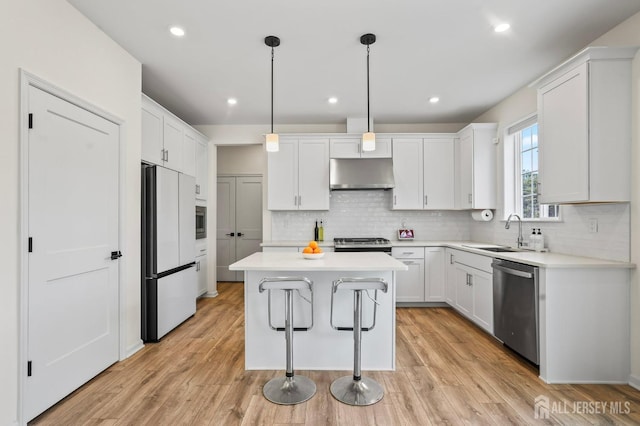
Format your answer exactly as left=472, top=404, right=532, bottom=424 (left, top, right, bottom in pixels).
left=196, top=254, right=207, bottom=296
left=446, top=249, right=493, bottom=333
left=393, top=247, right=444, bottom=303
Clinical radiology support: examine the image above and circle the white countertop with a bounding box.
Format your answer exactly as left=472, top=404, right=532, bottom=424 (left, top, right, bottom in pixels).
left=260, top=240, right=634, bottom=269
left=229, top=251, right=408, bottom=272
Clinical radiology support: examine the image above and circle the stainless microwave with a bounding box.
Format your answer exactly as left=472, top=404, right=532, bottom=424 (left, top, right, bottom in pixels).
left=195, top=205, right=206, bottom=239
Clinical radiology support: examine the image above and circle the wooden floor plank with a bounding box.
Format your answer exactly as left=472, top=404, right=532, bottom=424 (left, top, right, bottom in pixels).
left=30, top=282, right=640, bottom=425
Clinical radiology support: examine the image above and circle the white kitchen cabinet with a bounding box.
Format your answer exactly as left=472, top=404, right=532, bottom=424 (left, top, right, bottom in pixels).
left=424, top=247, right=445, bottom=302
left=455, top=124, right=497, bottom=210
left=195, top=253, right=208, bottom=296
left=267, top=138, right=330, bottom=210
left=195, top=137, right=208, bottom=201
left=392, top=136, right=455, bottom=210
left=444, top=249, right=457, bottom=305
left=142, top=94, right=210, bottom=178
left=182, top=130, right=197, bottom=178
left=330, top=137, right=391, bottom=158
left=447, top=248, right=493, bottom=333
left=534, top=47, right=637, bottom=204
left=392, top=247, right=425, bottom=302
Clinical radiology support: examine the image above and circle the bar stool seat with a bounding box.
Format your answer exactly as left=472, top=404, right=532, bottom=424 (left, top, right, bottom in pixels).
left=259, top=276, right=316, bottom=405
left=329, top=277, right=388, bottom=406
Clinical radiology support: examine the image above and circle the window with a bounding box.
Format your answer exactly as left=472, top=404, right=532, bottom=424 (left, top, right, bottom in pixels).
left=504, top=116, right=559, bottom=220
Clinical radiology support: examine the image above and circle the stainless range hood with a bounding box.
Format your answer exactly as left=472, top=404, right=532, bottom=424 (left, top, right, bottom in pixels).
left=329, top=158, right=395, bottom=190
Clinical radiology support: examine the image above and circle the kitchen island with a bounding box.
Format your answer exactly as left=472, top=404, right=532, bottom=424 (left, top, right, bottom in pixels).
left=229, top=252, right=407, bottom=370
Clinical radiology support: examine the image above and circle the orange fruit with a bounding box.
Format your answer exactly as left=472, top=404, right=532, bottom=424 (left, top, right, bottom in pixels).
left=308, top=241, right=318, bottom=249
left=313, top=247, right=322, bottom=254
left=302, top=247, right=313, bottom=254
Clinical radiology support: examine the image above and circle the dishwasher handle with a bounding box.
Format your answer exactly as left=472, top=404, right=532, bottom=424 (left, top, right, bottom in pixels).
left=492, top=263, right=533, bottom=279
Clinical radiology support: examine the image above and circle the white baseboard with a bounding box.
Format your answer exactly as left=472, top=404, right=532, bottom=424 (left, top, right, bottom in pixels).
left=202, top=290, right=219, bottom=298
left=125, top=339, right=144, bottom=359
left=629, top=374, right=640, bottom=390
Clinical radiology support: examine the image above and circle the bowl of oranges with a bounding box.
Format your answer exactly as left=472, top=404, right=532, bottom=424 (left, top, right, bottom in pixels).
left=302, top=241, right=324, bottom=259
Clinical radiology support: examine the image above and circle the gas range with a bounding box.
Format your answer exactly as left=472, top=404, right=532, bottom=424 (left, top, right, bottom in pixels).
left=333, top=237, right=392, bottom=253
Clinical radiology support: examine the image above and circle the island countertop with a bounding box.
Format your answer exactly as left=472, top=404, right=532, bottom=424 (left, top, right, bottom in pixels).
left=229, top=251, right=408, bottom=272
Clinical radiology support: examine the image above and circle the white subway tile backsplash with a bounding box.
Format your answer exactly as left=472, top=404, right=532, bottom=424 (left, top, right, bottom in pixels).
left=271, top=192, right=630, bottom=262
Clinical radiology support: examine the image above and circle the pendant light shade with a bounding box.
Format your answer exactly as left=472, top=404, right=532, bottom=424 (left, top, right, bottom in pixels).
left=265, top=35, right=280, bottom=152
left=361, top=33, right=376, bottom=152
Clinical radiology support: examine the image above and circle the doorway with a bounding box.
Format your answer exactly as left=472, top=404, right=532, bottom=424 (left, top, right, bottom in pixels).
left=21, top=77, right=122, bottom=421
left=216, top=176, right=263, bottom=281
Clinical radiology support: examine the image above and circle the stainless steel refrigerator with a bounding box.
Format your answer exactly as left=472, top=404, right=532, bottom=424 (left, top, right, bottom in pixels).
left=141, top=164, right=196, bottom=342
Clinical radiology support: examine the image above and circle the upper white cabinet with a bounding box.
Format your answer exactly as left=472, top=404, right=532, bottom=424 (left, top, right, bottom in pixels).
left=267, top=137, right=330, bottom=210
left=330, top=136, right=391, bottom=158
left=142, top=94, right=209, bottom=179
left=533, top=47, right=638, bottom=204
left=195, top=136, right=208, bottom=201
left=392, top=136, right=455, bottom=210
left=455, top=124, right=497, bottom=210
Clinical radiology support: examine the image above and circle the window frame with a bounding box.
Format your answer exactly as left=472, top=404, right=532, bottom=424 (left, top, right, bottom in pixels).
left=503, top=114, right=560, bottom=222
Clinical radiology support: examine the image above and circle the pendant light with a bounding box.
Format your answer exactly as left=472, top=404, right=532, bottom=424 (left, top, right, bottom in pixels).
left=265, top=35, right=280, bottom=152
left=360, top=33, right=376, bottom=152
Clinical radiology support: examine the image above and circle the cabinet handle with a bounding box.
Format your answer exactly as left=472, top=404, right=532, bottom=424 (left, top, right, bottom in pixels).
left=402, top=252, right=413, bottom=255
left=199, top=248, right=206, bottom=252
left=294, top=195, right=297, bottom=206
left=468, top=274, right=473, bottom=286
left=468, top=193, right=472, bottom=204
left=161, top=148, right=165, bottom=161
left=450, top=254, right=454, bottom=264
left=402, top=261, right=414, bottom=265
left=424, top=195, right=428, bottom=205
left=196, top=261, right=200, bottom=272
left=394, top=195, right=397, bottom=205
left=196, top=184, right=200, bottom=194
left=298, top=195, right=302, bottom=206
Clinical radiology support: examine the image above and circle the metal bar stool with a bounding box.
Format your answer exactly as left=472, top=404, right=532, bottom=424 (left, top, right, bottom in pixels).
left=329, top=277, right=388, bottom=406
left=258, top=276, right=316, bottom=405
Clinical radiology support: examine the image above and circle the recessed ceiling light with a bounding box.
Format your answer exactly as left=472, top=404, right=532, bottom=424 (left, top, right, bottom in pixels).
left=169, top=26, right=185, bottom=37
left=494, top=23, right=510, bottom=33
left=328, top=97, right=338, bottom=104
left=429, top=96, right=440, bottom=104
left=227, top=98, right=237, bottom=105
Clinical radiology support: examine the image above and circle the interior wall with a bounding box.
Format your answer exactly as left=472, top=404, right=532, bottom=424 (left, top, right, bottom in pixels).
left=217, top=145, right=265, bottom=175
left=0, top=1, right=141, bottom=424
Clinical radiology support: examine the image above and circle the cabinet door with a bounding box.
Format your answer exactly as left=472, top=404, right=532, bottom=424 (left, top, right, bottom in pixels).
left=444, top=249, right=457, bottom=305
left=395, top=258, right=425, bottom=302
left=392, top=139, right=423, bottom=209
left=454, top=264, right=473, bottom=316
left=196, top=254, right=208, bottom=296
left=362, top=137, right=392, bottom=158
left=330, top=138, right=361, bottom=158
left=423, top=138, right=455, bottom=209
left=141, top=100, right=163, bottom=165
left=458, top=129, right=473, bottom=209
left=156, top=167, right=180, bottom=273
left=425, top=248, right=445, bottom=302
left=162, top=115, right=184, bottom=172
left=178, top=173, right=196, bottom=265
left=471, top=269, right=493, bottom=333
left=267, top=140, right=298, bottom=210
left=195, top=138, right=208, bottom=200
left=182, top=131, right=197, bottom=177
left=298, top=139, right=330, bottom=210
left=538, top=63, right=589, bottom=203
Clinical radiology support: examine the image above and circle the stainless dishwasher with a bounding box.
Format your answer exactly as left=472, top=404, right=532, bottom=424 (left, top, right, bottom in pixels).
left=492, top=259, right=539, bottom=365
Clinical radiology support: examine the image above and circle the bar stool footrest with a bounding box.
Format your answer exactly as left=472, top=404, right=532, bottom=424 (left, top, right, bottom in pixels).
left=263, top=375, right=316, bottom=405
left=330, top=376, right=384, bottom=406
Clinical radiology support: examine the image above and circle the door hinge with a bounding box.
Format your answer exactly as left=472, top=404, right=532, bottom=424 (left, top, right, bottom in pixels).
left=28, top=237, right=33, bottom=253
left=27, top=361, right=32, bottom=377
left=28, top=113, right=33, bottom=129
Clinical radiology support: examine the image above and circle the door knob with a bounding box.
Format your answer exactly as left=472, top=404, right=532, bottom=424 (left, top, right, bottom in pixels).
left=110, top=251, right=123, bottom=260
left=237, top=232, right=244, bottom=237
left=225, top=232, right=235, bottom=237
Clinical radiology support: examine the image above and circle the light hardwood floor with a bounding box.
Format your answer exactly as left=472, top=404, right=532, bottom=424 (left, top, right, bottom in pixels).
left=31, top=282, right=640, bottom=425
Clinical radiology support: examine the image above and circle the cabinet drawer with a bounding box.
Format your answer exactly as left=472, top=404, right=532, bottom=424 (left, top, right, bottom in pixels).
left=449, top=249, right=492, bottom=273
left=392, top=247, right=424, bottom=259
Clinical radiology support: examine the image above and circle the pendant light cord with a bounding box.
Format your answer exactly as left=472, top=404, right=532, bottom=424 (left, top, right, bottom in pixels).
left=271, top=46, right=274, bottom=134
left=366, top=44, right=370, bottom=133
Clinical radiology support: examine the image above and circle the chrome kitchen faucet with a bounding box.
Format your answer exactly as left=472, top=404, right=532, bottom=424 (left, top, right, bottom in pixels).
left=505, top=213, right=523, bottom=248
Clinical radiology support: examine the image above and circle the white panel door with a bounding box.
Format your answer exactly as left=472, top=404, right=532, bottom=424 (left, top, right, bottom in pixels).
left=423, top=138, right=455, bottom=209
left=26, top=86, right=119, bottom=421
left=235, top=176, right=263, bottom=270
left=156, top=167, right=180, bottom=273
left=216, top=177, right=236, bottom=281
left=179, top=173, right=196, bottom=265
left=297, top=139, right=330, bottom=210
left=392, top=139, right=423, bottom=209
left=267, top=139, right=297, bottom=210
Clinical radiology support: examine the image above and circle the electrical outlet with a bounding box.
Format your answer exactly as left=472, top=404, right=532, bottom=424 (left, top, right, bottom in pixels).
left=588, top=218, right=598, bottom=233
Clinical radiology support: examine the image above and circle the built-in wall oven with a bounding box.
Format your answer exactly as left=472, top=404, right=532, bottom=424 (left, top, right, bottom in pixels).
left=492, top=259, right=539, bottom=365
left=195, top=205, right=206, bottom=239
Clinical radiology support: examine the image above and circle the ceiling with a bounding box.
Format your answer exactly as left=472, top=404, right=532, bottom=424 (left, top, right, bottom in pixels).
left=68, top=0, right=640, bottom=126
